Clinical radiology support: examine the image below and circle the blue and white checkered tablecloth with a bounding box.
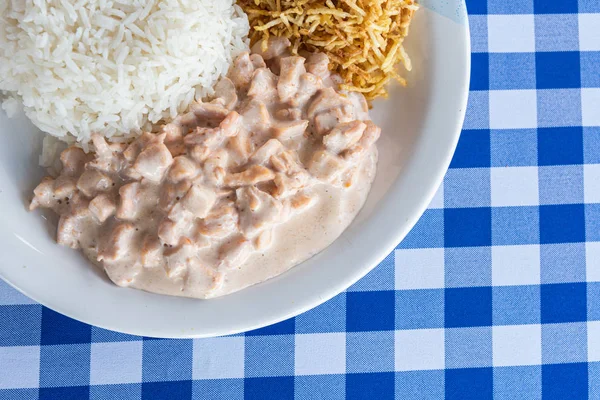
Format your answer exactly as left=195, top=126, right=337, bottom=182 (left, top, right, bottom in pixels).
left=2, top=0, right=600, bottom=398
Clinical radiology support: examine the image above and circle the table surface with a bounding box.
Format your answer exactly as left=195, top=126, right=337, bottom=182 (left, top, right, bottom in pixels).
left=2, top=1, right=600, bottom=399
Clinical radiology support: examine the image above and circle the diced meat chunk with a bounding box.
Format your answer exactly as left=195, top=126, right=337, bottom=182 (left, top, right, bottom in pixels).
left=140, top=235, right=162, bottom=267
left=236, top=186, right=283, bottom=237
left=250, top=53, right=267, bottom=69
left=308, top=150, right=346, bottom=182
left=169, top=184, right=217, bottom=220
left=89, top=194, right=116, bottom=223
left=219, top=111, right=242, bottom=137
left=225, top=165, right=275, bottom=187
left=313, top=106, right=355, bottom=135
left=289, top=191, right=316, bottom=212
left=254, top=229, right=273, bottom=251
left=53, top=175, right=77, bottom=198
left=273, top=172, right=310, bottom=198
left=249, top=139, right=283, bottom=165
left=76, top=169, right=113, bottom=197
left=251, top=36, right=291, bottom=61
left=307, top=87, right=354, bottom=121
left=306, top=52, right=330, bottom=80
left=190, top=102, right=230, bottom=122
left=167, top=156, right=198, bottom=183
left=230, top=52, right=255, bottom=90
left=164, top=237, right=195, bottom=279
left=248, top=68, right=278, bottom=102
left=240, top=99, right=271, bottom=136
left=56, top=207, right=91, bottom=249
left=158, top=218, right=187, bottom=246
left=294, top=73, right=321, bottom=107
left=123, top=132, right=156, bottom=163
left=202, top=149, right=228, bottom=186
left=227, top=132, right=253, bottom=165
left=160, top=180, right=192, bottom=212
left=133, top=142, right=173, bottom=182
left=342, top=121, right=382, bottom=161
left=213, top=77, right=238, bottom=110
left=323, top=121, right=367, bottom=154
left=270, top=150, right=304, bottom=174
left=271, top=119, right=308, bottom=140
left=60, top=147, right=89, bottom=176
left=184, top=127, right=222, bottom=147
left=278, top=56, right=306, bottom=104
left=117, top=182, right=141, bottom=220
left=218, top=237, right=252, bottom=271
left=91, top=134, right=113, bottom=159
left=189, top=145, right=210, bottom=163
left=30, top=177, right=55, bottom=210
left=274, top=107, right=302, bottom=121
left=196, top=201, right=239, bottom=238
left=98, top=223, right=136, bottom=262
left=345, top=91, right=369, bottom=120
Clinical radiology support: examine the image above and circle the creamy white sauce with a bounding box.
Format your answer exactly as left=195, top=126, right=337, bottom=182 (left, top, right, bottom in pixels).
left=30, top=42, right=381, bottom=299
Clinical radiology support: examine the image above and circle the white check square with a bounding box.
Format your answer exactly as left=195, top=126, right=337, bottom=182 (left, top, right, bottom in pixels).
left=488, top=15, right=535, bottom=53
left=579, top=14, right=600, bottom=51
left=193, top=336, right=245, bottom=379
left=492, top=245, right=541, bottom=286
left=491, top=167, right=539, bottom=207
left=489, top=90, right=537, bottom=129
left=395, top=248, right=445, bottom=290
left=493, top=325, right=542, bottom=367
left=90, top=341, right=143, bottom=385
left=588, top=321, right=600, bottom=362
left=584, top=164, right=600, bottom=204
left=0, top=346, right=40, bottom=389
left=395, top=329, right=445, bottom=371
left=295, top=333, right=346, bottom=375
left=582, top=88, right=600, bottom=127
left=586, top=242, right=600, bottom=283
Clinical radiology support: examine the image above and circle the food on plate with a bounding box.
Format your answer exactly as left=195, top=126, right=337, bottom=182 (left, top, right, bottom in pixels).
left=238, top=0, right=418, bottom=102
left=0, top=1, right=249, bottom=144
left=30, top=44, right=380, bottom=298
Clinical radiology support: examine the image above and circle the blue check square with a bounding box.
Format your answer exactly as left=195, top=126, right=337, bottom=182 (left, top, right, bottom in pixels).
left=445, top=208, right=492, bottom=248
left=39, top=344, right=90, bottom=388
left=534, top=0, right=578, bottom=13
left=396, top=289, right=444, bottom=330
left=450, top=130, right=491, bottom=169
left=535, top=14, right=580, bottom=51
left=397, top=209, right=444, bottom=249
left=538, top=165, right=584, bottom=205
left=538, top=127, right=583, bottom=166
left=541, top=282, right=587, bottom=323
left=492, top=206, right=540, bottom=245
left=346, top=373, right=395, bottom=400
left=581, top=52, right=600, bottom=88
left=192, top=379, right=243, bottom=400
left=445, top=247, right=492, bottom=288
left=539, top=204, right=585, bottom=244
left=295, top=293, right=345, bottom=333
left=0, top=389, right=39, bottom=400
left=580, top=0, right=600, bottom=11
left=142, top=339, right=192, bottom=382
left=445, top=287, right=492, bottom=328
left=39, top=387, right=89, bottom=400
left=469, top=15, right=488, bottom=53
left=245, top=335, right=294, bottom=377
left=295, top=375, right=345, bottom=400
left=542, top=322, right=588, bottom=364
left=587, top=282, right=600, bottom=320
left=489, top=0, right=533, bottom=13
left=246, top=318, right=295, bottom=336
left=91, top=327, right=142, bottom=343
left=141, top=381, right=192, bottom=400
left=491, top=129, right=538, bottom=167
left=245, top=377, right=294, bottom=400
left=537, top=89, right=582, bottom=128
left=346, top=291, right=395, bottom=332
left=347, top=331, right=395, bottom=373
left=584, top=127, right=600, bottom=164
left=444, top=168, right=490, bottom=208
left=493, top=285, right=541, bottom=325
left=445, top=368, right=493, bottom=400
left=465, top=0, right=486, bottom=14
left=41, top=307, right=90, bottom=345
left=540, top=243, right=586, bottom=283
left=348, top=252, right=395, bottom=292
left=446, top=327, right=493, bottom=368
left=542, top=363, right=588, bottom=400
left=536, top=52, right=581, bottom=89
left=396, top=370, right=445, bottom=400
left=470, top=53, right=489, bottom=91
left=493, top=366, right=541, bottom=400
left=489, top=53, right=536, bottom=90
left=0, top=305, right=41, bottom=346
left=586, top=204, right=600, bottom=242
left=462, top=93, right=489, bottom=130
left=589, top=362, right=600, bottom=399
left=90, top=384, right=141, bottom=400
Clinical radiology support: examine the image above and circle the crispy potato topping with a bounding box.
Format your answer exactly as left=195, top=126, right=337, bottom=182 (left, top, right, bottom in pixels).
left=238, top=0, right=418, bottom=102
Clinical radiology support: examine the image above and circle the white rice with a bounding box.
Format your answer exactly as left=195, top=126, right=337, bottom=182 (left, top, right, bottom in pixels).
left=0, top=0, right=249, bottom=144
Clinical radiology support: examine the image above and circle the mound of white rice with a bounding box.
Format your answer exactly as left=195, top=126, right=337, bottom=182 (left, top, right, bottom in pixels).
left=0, top=0, right=249, bottom=144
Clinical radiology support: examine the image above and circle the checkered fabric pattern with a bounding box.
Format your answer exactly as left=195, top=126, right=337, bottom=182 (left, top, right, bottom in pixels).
left=1, top=0, right=600, bottom=398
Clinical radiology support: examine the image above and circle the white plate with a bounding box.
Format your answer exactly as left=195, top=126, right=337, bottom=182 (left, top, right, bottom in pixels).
left=0, top=4, right=470, bottom=338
